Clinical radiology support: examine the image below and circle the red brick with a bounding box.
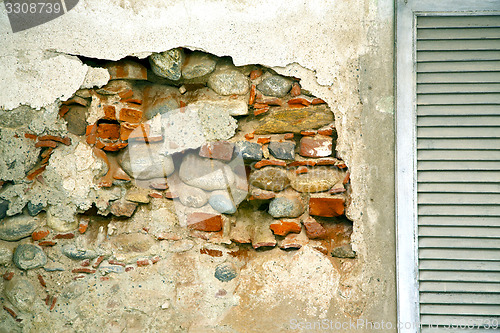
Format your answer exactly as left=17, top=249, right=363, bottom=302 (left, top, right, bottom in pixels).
left=270, top=219, right=302, bottom=236
left=249, top=84, right=256, bottom=105
left=317, top=128, right=334, bottom=136
left=300, top=130, right=316, bottom=136
left=250, top=69, right=263, bottom=80
left=78, top=218, right=89, bottom=234
left=302, top=216, right=327, bottom=238
left=54, top=232, right=74, bottom=239
left=311, top=98, right=326, bottom=105
left=97, top=123, right=120, bottom=140
left=103, top=105, right=117, bottom=120
left=119, top=107, right=142, bottom=123
left=288, top=97, right=311, bottom=106
left=38, top=135, right=71, bottom=146
left=254, top=160, right=286, bottom=169
left=102, top=142, right=128, bottom=152
left=200, top=248, right=223, bottom=257
left=187, top=213, right=223, bottom=232
left=256, top=137, right=271, bottom=144
left=35, top=140, right=57, bottom=148
left=295, top=166, right=308, bottom=175
left=309, top=197, right=345, bottom=217
left=32, top=229, right=49, bottom=241
left=199, top=141, right=234, bottom=161
left=245, top=132, right=255, bottom=140
left=290, top=83, right=301, bottom=97
left=299, top=136, right=332, bottom=158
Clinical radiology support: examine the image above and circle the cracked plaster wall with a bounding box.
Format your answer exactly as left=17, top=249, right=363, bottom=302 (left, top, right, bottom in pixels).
left=0, top=0, right=396, bottom=331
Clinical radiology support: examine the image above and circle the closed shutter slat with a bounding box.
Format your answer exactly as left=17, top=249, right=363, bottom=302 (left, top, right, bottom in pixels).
left=419, top=248, right=500, bottom=261
left=421, top=304, right=500, bottom=316
left=418, top=83, right=500, bottom=94
left=417, top=170, right=500, bottom=182
left=420, top=293, right=500, bottom=305
left=417, top=93, right=500, bottom=105
left=418, top=149, right=500, bottom=161
left=418, top=28, right=500, bottom=40
left=417, top=116, right=500, bottom=127
left=417, top=161, right=500, bottom=171
left=418, top=205, right=500, bottom=216
left=420, top=282, right=500, bottom=293
left=419, top=216, right=500, bottom=227
left=417, top=127, right=500, bottom=138
left=418, top=193, right=500, bottom=205
left=419, top=260, right=500, bottom=271
left=418, top=50, right=500, bottom=62
left=417, top=16, right=500, bottom=28
left=419, top=237, right=500, bottom=249
left=418, top=61, right=500, bottom=72
left=418, top=105, right=500, bottom=116
left=421, top=314, right=500, bottom=327
left=419, top=227, right=500, bottom=238
left=418, top=72, right=500, bottom=83
left=417, top=138, right=500, bottom=150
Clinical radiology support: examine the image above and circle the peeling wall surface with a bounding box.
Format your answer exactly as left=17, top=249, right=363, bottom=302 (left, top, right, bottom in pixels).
left=0, top=0, right=396, bottom=332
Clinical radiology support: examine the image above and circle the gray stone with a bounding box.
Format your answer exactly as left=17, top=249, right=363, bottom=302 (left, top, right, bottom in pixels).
left=215, top=262, right=238, bottom=282
left=99, top=263, right=125, bottom=274
left=4, top=278, right=36, bottom=312
left=234, top=141, right=263, bottom=161
left=208, top=68, right=249, bottom=96
left=257, top=75, right=293, bottom=97
left=62, top=244, right=99, bottom=260
left=27, top=201, right=45, bottom=216
left=209, top=192, right=237, bottom=214
left=178, top=185, right=208, bottom=208
left=289, top=166, right=344, bottom=193
left=268, top=141, right=296, bottom=160
left=13, top=244, right=47, bottom=270
left=182, top=51, right=217, bottom=79
left=0, top=214, right=41, bottom=241
left=143, top=85, right=181, bottom=120
left=149, top=48, right=185, bottom=80
left=118, top=142, right=175, bottom=180
left=331, top=244, right=356, bottom=258
left=0, top=199, right=8, bottom=220
left=249, top=167, right=289, bottom=192
left=178, top=153, right=235, bottom=191
left=0, top=246, right=12, bottom=265
left=268, top=196, right=304, bottom=218
left=64, top=105, right=87, bottom=135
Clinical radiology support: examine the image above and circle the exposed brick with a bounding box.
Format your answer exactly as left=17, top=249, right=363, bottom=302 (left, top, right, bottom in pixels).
left=187, top=213, right=223, bottom=232
left=32, top=229, right=50, bottom=241
left=290, top=83, right=301, bottom=97
left=299, top=136, right=332, bottom=158
left=119, top=107, right=142, bottom=123
left=97, top=123, right=120, bottom=140
left=254, top=160, right=286, bottom=169
left=270, top=219, right=302, bottom=236
left=199, top=141, right=234, bottom=161
left=309, top=197, right=345, bottom=217
left=302, top=216, right=327, bottom=239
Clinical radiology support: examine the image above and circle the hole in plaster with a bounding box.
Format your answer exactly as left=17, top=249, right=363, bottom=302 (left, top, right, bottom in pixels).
left=0, top=48, right=357, bottom=311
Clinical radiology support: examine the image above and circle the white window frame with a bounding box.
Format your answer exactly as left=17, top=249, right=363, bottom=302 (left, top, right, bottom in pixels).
left=395, top=1, right=500, bottom=332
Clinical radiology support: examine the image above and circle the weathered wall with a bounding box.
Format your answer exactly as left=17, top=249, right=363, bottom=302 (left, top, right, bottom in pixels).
left=0, top=0, right=395, bottom=331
